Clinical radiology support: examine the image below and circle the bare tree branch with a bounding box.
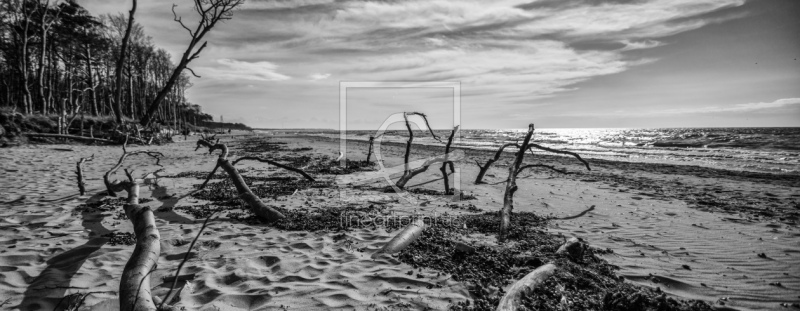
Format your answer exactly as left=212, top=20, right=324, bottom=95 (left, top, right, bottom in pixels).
left=232, top=157, right=316, bottom=182
left=171, top=4, right=194, bottom=37
left=159, top=209, right=219, bottom=309
left=474, top=143, right=520, bottom=184
left=103, top=145, right=164, bottom=197
left=501, top=124, right=535, bottom=235
left=528, top=143, right=591, bottom=171
left=516, top=164, right=568, bottom=175
left=185, top=66, right=201, bottom=78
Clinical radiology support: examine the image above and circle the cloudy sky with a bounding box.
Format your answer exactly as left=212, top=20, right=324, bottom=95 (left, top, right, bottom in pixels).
left=80, top=0, right=799, bottom=129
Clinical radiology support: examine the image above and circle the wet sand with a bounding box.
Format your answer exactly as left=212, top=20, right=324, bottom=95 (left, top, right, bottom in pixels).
left=0, top=133, right=797, bottom=310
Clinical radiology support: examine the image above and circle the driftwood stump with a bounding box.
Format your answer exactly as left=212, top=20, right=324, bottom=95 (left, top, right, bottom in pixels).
left=496, top=263, right=557, bottom=311
left=75, top=155, right=94, bottom=195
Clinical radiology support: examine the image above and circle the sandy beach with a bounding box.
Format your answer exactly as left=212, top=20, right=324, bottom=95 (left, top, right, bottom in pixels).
left=0, top=133, right=798, bottom=310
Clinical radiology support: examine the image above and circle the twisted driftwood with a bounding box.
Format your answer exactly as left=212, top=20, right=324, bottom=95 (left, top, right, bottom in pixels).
left=195, top=138, right=314, bottom=223
left=75, top=155, right=94, bottom=195
left=112, top=171, right=171, bottom=311
left=528, top=143, right=591, bottom=171
left=499, top=124, right=592, bottom=236
left=231, top=157, right=315, bottom=182
left=474, top=143, right=519, bottom=184
left=394, top=112, right=444, bottom=189
left=103, top=139, right=163, bottom=197
left=439, top=126, right=458, bottom=195
left=496, top=263, right=557, bottom=311
left=501, top=124, right=535, bottom=235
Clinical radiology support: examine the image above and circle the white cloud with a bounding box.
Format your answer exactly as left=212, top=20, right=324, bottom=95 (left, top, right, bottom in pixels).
left=619, top=39, right=664, bottom=51
left=667, top=98, right=800, bottom=114
left=560, top=98, right=800, bottom=117
left=309, top=73, right=331, bottom=80
left=198, top=59, right=290, bottom=82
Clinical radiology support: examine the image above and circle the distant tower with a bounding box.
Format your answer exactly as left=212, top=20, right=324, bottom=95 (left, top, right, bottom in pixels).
left=221, top=115, right=224, bottom=123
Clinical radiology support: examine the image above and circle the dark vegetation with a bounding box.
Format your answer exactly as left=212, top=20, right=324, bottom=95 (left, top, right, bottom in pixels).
left=0, top=0, right=240, bottom=147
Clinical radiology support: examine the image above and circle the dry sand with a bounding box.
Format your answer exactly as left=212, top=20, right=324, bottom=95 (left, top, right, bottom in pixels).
left=0, top=133, right=797, bottom=310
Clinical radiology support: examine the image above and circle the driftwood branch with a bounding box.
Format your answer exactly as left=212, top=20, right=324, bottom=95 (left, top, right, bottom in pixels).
left=118, top=180, right=162, bottom=311
left=439, top=126, right=458, bottom=195
left=195, top=139, right=286, bottom=223
left=231, top=157, right=315, bottom=182
left=405, top=112, right=442, bottom=142
left=24, top=133, right=114, bottom=144
left=501, top=124, right=535, bottom=235
left=103, top=144, right=164, bottom=197
left=516, top=164, right=568, bottom=175
left=372, top=218, right=425, bottom=259
left=365, top=135, right=374, bottom=165
left=475, top=143, right=519, bottom=184
left=75, top=155, right=94, bottom=195
left=394, top=112, right=448, bottom=189
left=159, top=209, right=219, bottom=309
left=555, top=205, right=595, bottom=220
left=496, top=263, right=557, bottom=311
left=528, top=143, right=591, bottom=171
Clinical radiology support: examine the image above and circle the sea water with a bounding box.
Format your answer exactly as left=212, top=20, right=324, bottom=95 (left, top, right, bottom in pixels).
left=297, top=128, right=800, bottom=174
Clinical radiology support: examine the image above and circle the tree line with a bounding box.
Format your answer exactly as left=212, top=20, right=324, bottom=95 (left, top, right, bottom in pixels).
left=0, top=0, right=235, bottom=130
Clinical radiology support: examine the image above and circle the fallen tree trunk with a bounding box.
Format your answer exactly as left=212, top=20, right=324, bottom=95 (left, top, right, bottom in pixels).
left=24, top=133, right=114, bottom=144
left=196, top=138, right=314, bottom=223
left=119, top=181, right=162, bottom=311
left=496, top=263, right=557, bottom=311
left=372, top=218, right=425, bottom=259
left=474, top=143, right=519, bottom=184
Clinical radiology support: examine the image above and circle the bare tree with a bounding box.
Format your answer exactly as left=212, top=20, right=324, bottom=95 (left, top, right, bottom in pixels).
left=112, top=0, right=136, bottom=124
left=140, top=0, right=244, bottom=127
left=499, top=124, right=591, bottom=236
left=35, top=0, right=61, bottom=114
